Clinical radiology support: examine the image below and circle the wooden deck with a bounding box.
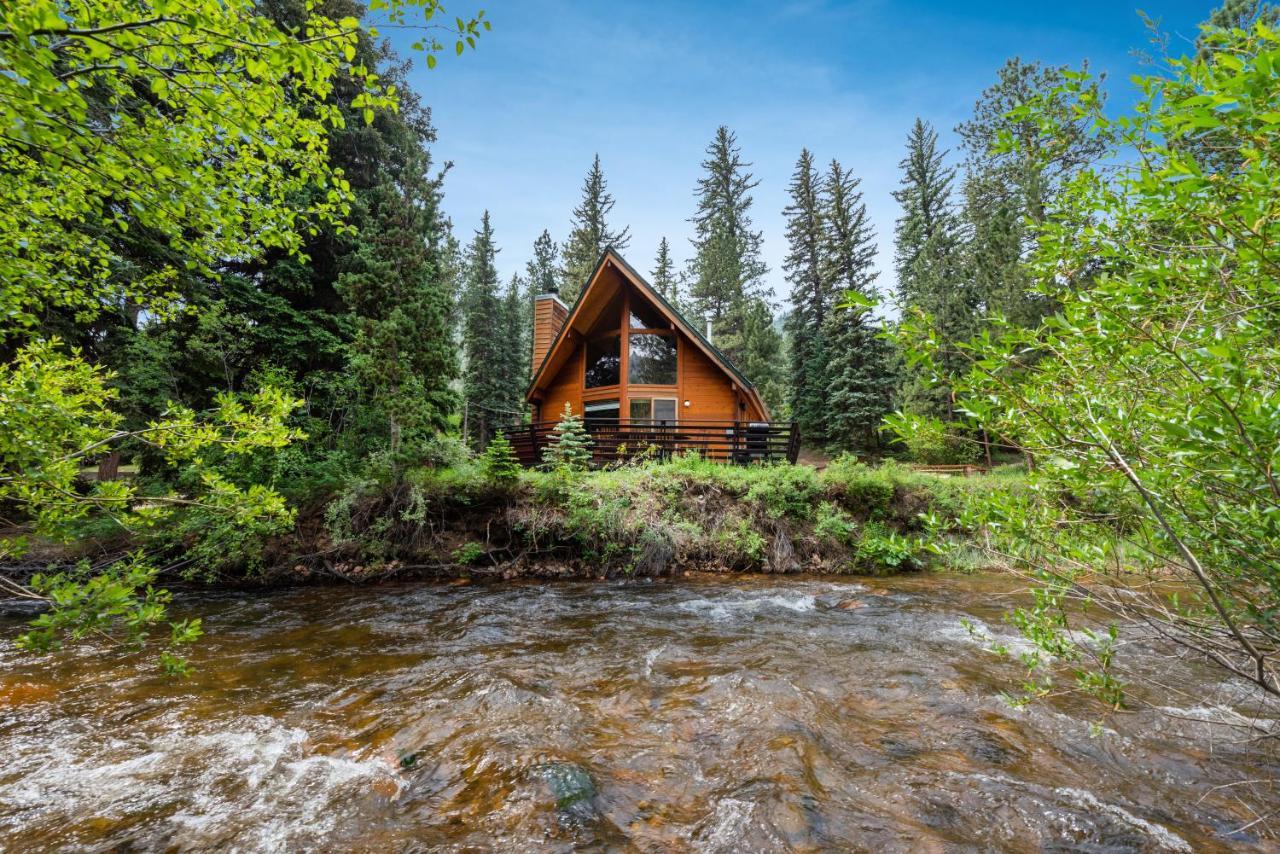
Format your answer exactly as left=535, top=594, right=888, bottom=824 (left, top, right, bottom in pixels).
left=502, top=419, right=800, bottom=467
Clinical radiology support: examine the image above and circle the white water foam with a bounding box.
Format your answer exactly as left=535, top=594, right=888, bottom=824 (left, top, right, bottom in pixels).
left=0, top=713, right=401, bottom=851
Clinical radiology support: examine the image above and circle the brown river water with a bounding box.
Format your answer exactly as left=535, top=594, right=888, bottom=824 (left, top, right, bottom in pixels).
left=0, top=573, right=1275, bottom=852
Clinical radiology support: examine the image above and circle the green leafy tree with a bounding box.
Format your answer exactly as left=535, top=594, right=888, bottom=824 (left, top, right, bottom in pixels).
left=559, top=155, right=631, bottom=302
left=822, top=160, right=894, bottom=451
left=0, top=0, right=485, bottom=664
left=957, top=58, right=1107, bottom=329
left=0, top=0, right=485, bottom=337
left=899, top=23, right=1280, bottom=710
left=541, top=403, right=593, bottom=471
left=782, top=149, right=829, bottom=441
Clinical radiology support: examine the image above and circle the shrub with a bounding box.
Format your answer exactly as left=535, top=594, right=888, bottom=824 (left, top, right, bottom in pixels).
left=744, top=464, right=819, bottom=519
left=854, top=521, right=925, bottom=573
left=451, top=542, right=485, bottom=564
left=821, top=456, right=897, bottom=518
left=884, top=414, right=980, bottom=465
left=813, top=501, right=857, bottom=546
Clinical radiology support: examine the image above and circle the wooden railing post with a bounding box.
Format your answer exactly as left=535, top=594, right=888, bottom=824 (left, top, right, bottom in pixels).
left=528, top=423, right=541, bottom=466
left=787, top=422, right=800, bottom=464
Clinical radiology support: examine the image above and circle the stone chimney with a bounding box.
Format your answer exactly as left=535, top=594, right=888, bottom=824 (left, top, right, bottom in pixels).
left=531, top=292, right=569, bottom=376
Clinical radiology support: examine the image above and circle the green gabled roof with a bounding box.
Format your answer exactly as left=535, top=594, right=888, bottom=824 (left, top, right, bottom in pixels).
left=525, top=247, right=758, bottom=400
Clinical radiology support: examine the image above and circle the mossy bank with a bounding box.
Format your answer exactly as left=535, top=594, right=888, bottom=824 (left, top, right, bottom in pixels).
left=275, top=456, right=1026, bottom=582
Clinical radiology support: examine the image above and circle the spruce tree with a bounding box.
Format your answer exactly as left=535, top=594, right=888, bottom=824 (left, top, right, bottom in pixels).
left=957, top=59, right=1105, bottom=329
left=892, top=119, right=973, bottom=419
left=651, top=237, right=681, bottom=307
left=822, top=159, right=894, bottom=451
left=687, top=126, right=781, bottom=411
left=526, top=229, right=559, bottom=295
left=781, top=149, right=829, bottom=441
left=482, top=425, right=522, bottom=483
left=501, top=273, right=530, bottom=410
left=336, top=137, right=456, bottom=469
left=542, top=403, right=594, bottom=471
left=559, top=155, right=631, bottom=302
left=461, top=211, right=506, bottom=448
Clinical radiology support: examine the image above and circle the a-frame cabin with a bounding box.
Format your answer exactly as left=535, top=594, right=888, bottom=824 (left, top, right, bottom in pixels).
left=506, top=249, right=798, bottom=466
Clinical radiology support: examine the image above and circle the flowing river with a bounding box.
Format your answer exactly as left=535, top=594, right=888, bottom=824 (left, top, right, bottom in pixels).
left=0, top=574, right=1274, bottom=851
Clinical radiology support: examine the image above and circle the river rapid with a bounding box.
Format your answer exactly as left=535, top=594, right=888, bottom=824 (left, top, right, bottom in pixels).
left=0, top=573, right=1274, bottom=852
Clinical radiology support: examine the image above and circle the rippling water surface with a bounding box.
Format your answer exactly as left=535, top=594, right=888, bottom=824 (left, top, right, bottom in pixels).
left=0, top=574, right=1274, bottom=851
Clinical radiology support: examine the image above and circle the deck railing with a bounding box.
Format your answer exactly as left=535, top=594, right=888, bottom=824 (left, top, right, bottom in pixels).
left=501, top=418, right=800, bottom=467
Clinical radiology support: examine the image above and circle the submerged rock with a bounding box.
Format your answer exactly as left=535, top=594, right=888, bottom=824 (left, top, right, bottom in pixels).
left=537, top=762, right=596, bottom=811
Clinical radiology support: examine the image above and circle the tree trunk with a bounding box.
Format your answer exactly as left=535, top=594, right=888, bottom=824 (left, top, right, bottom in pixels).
left=96, top=450, right=121, bottom=482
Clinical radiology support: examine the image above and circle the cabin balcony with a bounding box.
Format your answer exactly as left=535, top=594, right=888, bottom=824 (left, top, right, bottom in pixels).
left=500, top=419, right=800, bottom=467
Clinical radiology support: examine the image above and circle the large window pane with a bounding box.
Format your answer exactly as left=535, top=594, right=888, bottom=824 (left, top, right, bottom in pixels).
left=585, top=336, right=620, bottom=387
left=654, top=398, right=677, bottom=425
left=584, top=399, right=619, bottom=429
left=629, top=398, right=652, bottom=422
left=628, top=333, right=677, bottom=385
left=629, top=298, right=667, bottom=330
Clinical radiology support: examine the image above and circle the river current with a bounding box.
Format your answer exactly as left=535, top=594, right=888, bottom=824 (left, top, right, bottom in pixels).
left=0, top=574, right=1274, bottom=851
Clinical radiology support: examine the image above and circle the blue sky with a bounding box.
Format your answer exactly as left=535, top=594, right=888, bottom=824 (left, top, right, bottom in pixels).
left=388, top=0, right=1218, bottom=301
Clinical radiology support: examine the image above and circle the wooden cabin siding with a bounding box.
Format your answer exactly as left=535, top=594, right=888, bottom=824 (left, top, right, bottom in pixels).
left=680, top=342, right=741, bottom=421
left=538, top=347, right=581, bottom=420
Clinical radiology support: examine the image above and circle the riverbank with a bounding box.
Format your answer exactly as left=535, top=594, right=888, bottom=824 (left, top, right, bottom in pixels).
left=2, top=457, right=1026, bottom=587
left=266, top=456, right=1021, bottom=583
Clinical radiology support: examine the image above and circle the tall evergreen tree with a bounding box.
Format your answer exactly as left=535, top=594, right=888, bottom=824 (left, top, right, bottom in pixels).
left=461, top=211, right=506, bottom=448
left=522, top=230, right=558, bottom=373
left=687, top=126, right=782, bottom=411
left=651, top=237, right=680, bottom=306
left=822, top=159, right=895, bottom=451
left=688, top=127, right=769, bottom=336
left=500, top=273, right=529, bottom=415
left=526, top=229, right=559, bottom=295
left=893, top=119, right=973, bottom=418
left=957, top=58, right=1106, bottom=328
left=781, top=149, right=829, bottom=441
left=559, top=155, right=631, bottom=302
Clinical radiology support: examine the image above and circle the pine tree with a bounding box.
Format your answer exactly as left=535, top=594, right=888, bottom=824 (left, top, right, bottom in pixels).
left=526, top=229, right=559, bottom=295
left=957, top=59, right=1105, bottom=329
left=781, top=149, right=829, bottom=441
left=461, top=211, right=506, bottom=448
left=822, top=159, right=894, bottom=451
left=336, top=146, right=456, bottom=469
left=892, top=119, right=973, bottom=419
left=542, top=403, right=593, bottom=471
left=687, top=126, right=780, bottom=411
left=651, top=237, right=681, bottom=307
left=501, top=273, right=529, bottom=411
left=481, top=430, right=522, bottom=483
left=559, top=155, right=631, bottom=302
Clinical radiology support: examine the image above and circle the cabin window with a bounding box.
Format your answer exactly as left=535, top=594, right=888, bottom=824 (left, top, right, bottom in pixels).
left=628, top=333, right=677, bottom=385
left=584, top=335, right=621, bottom=388
left=584, top=399, right=619, bottom=428
left=629, top=299, right=668, bottom=331
left=630, top=397, right=677, bottom=425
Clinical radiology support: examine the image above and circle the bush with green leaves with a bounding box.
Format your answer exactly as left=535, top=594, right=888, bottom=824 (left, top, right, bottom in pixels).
left=895, top=20, right=1280, bottom=707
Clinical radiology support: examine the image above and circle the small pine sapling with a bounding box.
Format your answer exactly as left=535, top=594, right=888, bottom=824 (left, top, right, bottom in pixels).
left=541, top=403, right=594, bottom=471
